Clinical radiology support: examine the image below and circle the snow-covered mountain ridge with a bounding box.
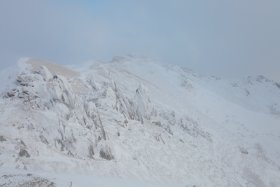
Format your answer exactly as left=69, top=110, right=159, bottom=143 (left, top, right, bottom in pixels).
left=0, top=57, right=280, bottom=187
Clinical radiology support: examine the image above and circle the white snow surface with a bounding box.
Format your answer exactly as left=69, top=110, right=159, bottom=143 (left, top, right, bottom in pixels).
left=0, top=56, right=280, bottom=187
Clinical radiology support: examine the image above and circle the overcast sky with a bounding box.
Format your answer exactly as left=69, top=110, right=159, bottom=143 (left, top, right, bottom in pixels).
left=0, top=0, right=279, bottom=80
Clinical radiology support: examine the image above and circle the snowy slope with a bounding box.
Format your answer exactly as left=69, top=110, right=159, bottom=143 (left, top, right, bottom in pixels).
left=0, top=56, right=280, bottom=187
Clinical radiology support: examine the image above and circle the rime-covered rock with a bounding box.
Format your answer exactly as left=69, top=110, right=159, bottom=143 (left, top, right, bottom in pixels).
left=0, top=57, right=280, bottom=186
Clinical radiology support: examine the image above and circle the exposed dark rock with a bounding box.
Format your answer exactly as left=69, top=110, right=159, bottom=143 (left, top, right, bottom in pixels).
left=0, top=174, right=56, bottom=187
left=0, top=136, right=6, bottom=142
left=256, top=75, right=271, bottom=83
left=239, top=147, right=249, bottom=155
left=20, top=140, right=26, bottom=146
left=6, top=91, right=15, bottom=97
left=19, top=149, right=30, bottom=158
left=99, top=147, right=114, bottom=160
left=152, top=121, right=161, bottom=126
left=88, top=144, right=95, bottom=159
left=245, top=89, right=250, bottom=96
left=20, top=177, right=56, bottom=187
left=67, top=151, right=74, bottom=157
left=39, top=135, right=49, bottom=145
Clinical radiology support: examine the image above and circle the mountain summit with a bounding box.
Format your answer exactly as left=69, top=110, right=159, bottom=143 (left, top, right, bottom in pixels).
left=0, top=57, right=280, bottom=186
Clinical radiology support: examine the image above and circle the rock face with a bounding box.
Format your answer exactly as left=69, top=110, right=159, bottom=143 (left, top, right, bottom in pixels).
left=0, top=57, right=280, bottom=186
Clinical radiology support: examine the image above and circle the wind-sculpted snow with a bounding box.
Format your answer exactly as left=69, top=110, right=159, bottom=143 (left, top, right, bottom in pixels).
left=0, top=57, right=280, bottom=186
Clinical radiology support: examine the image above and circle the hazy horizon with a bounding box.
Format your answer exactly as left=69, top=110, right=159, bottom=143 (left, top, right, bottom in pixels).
left=0, top=0, right=279, bottom=81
